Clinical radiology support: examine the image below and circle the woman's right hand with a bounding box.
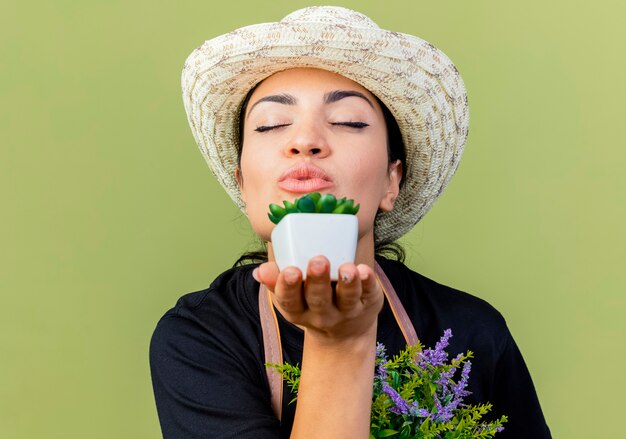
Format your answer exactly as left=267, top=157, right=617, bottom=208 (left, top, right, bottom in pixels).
left=254, top=256, right=384, bottom=346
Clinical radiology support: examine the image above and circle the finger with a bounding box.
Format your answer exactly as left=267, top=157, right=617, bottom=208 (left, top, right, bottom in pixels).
left=356, top=264, right=383, bottom=308
left=335, top=263, right=362, bottom=314
left=272, top=266, right=305, bottom=315
left=256, top=262, right=280, bottom=291
left=303, top=256, right=333, bottom=311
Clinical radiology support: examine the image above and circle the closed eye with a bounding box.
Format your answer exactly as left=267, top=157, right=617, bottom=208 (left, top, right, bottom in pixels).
left=331, top=121, right=370, bottom=128
left=254, top=123, right=291, bottom=133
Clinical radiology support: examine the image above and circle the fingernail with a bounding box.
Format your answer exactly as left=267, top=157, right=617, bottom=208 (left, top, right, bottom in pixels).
left=284, top=269, right=298, bottom=285
left=252, top=267, right=260, bottom=283
left=359, top=270, right=370, bottom=281
left=311, top=258, right=325, bottom=275
left=340, top=270, right=353, bottom=284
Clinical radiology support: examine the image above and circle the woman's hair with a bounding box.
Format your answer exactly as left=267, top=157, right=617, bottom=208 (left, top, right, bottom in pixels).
left=234, top=79, right=407, bottom=267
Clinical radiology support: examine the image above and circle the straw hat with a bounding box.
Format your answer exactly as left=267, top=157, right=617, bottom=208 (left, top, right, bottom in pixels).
left=182, top=6, right=469, bottom=244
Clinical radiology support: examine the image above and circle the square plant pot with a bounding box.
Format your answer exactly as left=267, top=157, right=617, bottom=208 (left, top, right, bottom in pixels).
left=271, top=213, right=358, bottom=280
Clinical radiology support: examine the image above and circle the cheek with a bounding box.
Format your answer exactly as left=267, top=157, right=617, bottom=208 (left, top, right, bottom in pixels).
left=340, top=151, right=390, bottom=223
left=239, top=143, right=271, bottom=192
left=238, top=145, right=277, bottom=239
left=348, top=148, right=389, bottom=193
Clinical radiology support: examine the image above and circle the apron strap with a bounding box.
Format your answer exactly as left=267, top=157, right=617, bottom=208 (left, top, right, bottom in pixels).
left=373, top=262, right=419, bottom=347
left=258, top=260, right=419, bottom=422
left=258, top=283, right=283, bottom=421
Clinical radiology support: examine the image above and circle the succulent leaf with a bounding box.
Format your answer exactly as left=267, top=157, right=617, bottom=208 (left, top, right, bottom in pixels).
left=332, top=203, right=349, bottom=214
left=283, top=200, right=298, bottom=213
left=269, top=203, right=286, bottom=219
left=296, top=196, right=317, bottom=213
left=306, top=192, right=321, bottom=205
left=268, top=213, right=280, bottom=224
left=318, top=193, right=337, bottom=213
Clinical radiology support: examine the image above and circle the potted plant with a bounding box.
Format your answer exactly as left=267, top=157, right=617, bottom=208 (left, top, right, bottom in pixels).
left=268, top=192, right=359, bottom=280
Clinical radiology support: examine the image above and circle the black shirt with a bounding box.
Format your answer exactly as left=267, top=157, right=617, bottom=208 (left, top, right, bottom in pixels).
left=150, top=257, right=551, bottom=438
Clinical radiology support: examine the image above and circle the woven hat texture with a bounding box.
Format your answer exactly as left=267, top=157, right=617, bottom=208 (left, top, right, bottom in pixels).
left=182, top=6, right=470, bottom=244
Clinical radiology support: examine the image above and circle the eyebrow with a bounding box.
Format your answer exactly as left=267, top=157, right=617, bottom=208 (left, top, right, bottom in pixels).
left=247, top=93, right=296, bottom=118
left=323, top=90, right=374, bottom=108
left=246, top=89, right=374, bottom=119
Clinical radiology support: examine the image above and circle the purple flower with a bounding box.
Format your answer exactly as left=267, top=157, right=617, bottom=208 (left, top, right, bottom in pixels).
left=381, top=382, right=410, bottom=415
left=375, top=362, right=388, bottom=381
left=433, top=394, right=455, bottom=423
left=477, top=424, right=506, bottom=434
left=419, top=328, right=452, bottom=367
left=374, top=342, right=389, bottom=382
left=436, top=352, right=464, bottom=396
left=451, top=360, right=472, bottom=399
left=409, top=402, right=430, bottom=418
left=436, top=369, right=454, bottom=391
left=375, top=342, right=387, bottom=360
left=436, top=329, right=453, bottom=351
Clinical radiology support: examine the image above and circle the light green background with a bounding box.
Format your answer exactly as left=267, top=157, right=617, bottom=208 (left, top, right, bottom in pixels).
left=1, top=0, right=624, bottom=437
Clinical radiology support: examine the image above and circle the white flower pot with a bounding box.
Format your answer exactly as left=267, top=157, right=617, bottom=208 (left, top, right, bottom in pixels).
left=271, top=213, right=358, bottom=280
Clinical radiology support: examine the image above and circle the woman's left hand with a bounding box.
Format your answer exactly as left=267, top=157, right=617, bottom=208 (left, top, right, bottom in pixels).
left=253, top=256, right=384, bottom=345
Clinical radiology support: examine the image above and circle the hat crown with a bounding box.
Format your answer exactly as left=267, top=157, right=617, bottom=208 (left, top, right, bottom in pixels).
left=281, top=6, right=380, bottom=29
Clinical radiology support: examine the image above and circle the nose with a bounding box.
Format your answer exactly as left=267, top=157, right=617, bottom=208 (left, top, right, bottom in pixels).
left=284, top=120, right=330, bottom=158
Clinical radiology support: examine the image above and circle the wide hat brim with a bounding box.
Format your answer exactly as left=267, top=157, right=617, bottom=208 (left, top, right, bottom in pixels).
left=182, top=6, right=469, bottom=244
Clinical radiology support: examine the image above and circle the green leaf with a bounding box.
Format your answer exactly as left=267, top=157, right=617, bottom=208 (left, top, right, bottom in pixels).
left=455, top=418, right=465, bottom=431
left=283, top=200, right=298, bottom=213
left=399, top=425, right=411, bottom=439
left=269, top=203, right=286, bottom=219
left=428, top=382, right=437, bottom=395
left=390, top=371, right=401, bottom=388
left=267, top=213, right=279, bottom=224
left=317, top=193, right=337, bottom=213
left=377, top=429, right=399, bottom=437
left=296, top=196, right=316, bottom=213
left=332, top=203, right=349, bottom=214
left=351, top=203, right=360, bottom=214
left=305, top=192, right=321, bottom=205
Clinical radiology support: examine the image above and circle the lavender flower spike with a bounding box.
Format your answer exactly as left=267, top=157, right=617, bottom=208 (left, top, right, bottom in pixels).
left=381, top=382, right=410, bottom=415
left=375, top=342, right=386, bottom=360
left=420, top=328, right=453, bottom=367
left=375, top=363, right=388, bottom=381
left=434, top=394, right=454, bottom=423
left=436, top=328, right=453, bottom=351
left=409, top=401, right=430, bottom=418
left=452, top=360, right=472, bottom=398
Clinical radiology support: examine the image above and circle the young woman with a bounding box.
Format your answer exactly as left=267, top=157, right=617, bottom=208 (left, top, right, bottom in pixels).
left=150, top=7, right=551, bottom=438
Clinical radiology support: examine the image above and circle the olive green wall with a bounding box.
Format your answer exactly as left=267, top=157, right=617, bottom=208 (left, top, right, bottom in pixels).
left=1, top=1, right=623, bottom=437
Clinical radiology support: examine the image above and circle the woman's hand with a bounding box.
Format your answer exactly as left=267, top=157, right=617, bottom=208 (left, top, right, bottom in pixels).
left=254, top=256, right=384, bottom=345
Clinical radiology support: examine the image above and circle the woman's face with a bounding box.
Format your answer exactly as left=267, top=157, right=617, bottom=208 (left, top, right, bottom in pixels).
left=237, top=68, right=402, bottom=244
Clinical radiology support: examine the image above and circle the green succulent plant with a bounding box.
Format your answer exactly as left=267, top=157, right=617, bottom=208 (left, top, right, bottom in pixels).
left=268, top=193, right=360, bottom=225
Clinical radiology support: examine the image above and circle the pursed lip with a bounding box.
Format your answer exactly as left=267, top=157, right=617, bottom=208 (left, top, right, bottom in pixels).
left=277, top=163, right=334, bottom=194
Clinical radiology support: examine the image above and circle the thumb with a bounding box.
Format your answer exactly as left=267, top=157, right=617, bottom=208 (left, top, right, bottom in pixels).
left=256, top=261, right=280, bottom=291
